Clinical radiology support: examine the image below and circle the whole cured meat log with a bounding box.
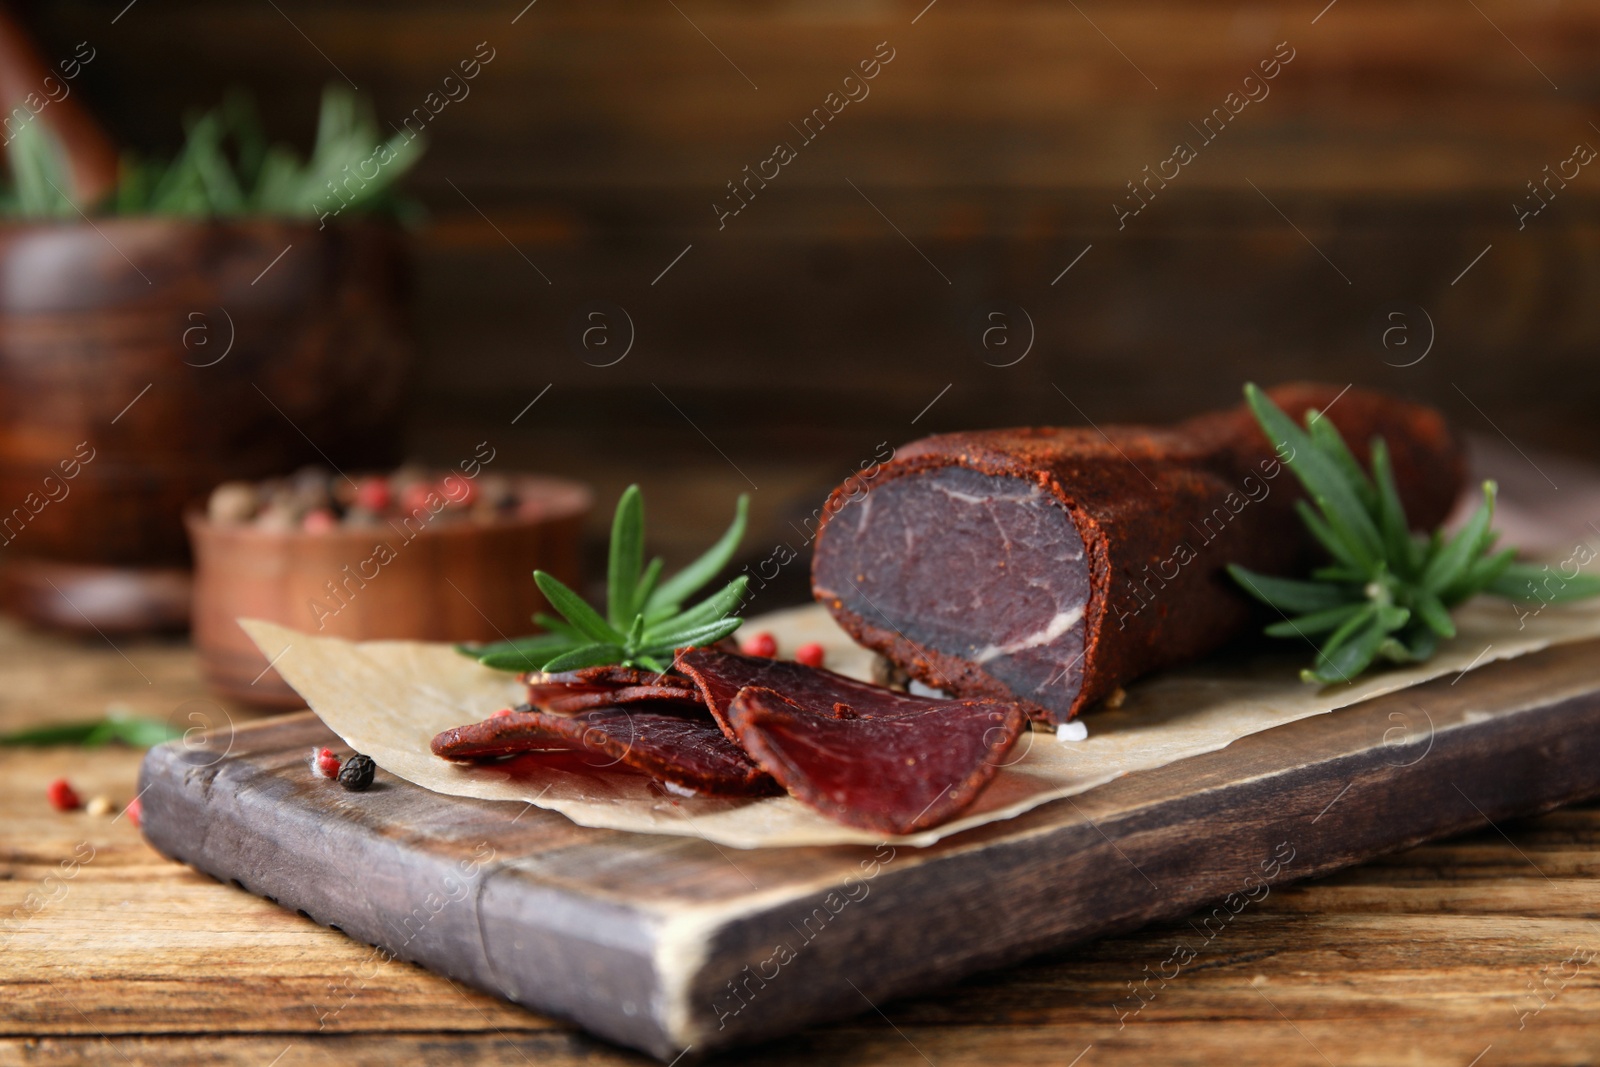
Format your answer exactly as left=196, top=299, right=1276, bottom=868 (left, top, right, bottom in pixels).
left=811, top=383, right=1465, bottom=724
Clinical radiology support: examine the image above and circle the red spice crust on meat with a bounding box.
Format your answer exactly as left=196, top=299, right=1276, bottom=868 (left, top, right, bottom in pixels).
left=811, top=383, right=1466, bottom=722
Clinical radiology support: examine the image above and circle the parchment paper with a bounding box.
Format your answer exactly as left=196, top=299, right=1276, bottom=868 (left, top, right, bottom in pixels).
left=242, top=593, right=1600, bottom=849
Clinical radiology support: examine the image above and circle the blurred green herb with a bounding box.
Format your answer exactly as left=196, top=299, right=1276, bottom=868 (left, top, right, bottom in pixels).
left=1, top=85, right=423, bottom=220
left=1229, top=383, right=1600, bottom=685
left=463, top=486, right=750, bottom=675
left=1, top=711, right=183, bottom=748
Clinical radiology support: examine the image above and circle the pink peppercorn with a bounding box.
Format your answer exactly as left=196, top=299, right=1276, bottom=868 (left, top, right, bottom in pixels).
left=794, top=642, right=826, bottom=668
left=491, top=708, right=513, bottom=718
left=354, top=476, right=391, bottom=512
left=124, top=796, right=142, bottom=828
left=400, top=481, right=434, bottom=516
left=47, top=778, right=80, bottom=812
left=301, top=509, right=337, bottom=534
left=740, top=632, right=777, bottom=658
left=312, top=747, right=342, bottom=779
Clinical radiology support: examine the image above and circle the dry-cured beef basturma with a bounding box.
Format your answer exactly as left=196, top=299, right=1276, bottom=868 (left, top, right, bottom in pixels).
left=673, top=648, right=936, bottom=740
left=728, top=686, right=1025, bottom=834
left=523, top=665, right=705, bottom=715
left=811, top=383, right=1466, bottom=724
left=431, top=648, right=1031, bottom=828
left=430, top=705, right=779, bottom=798
left=679, top=649, right=1027, bottom=832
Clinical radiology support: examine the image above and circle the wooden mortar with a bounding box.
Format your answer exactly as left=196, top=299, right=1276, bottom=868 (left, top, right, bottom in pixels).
left=0, top=218, right=412, bottom=631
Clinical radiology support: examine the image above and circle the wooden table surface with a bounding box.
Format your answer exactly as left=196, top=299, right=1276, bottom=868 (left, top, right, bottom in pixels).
left=4, top=617, right=1600, bottom=1066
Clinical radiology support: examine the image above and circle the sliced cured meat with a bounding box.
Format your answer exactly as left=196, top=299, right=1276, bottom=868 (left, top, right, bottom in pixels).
left=523, top=665, right=704, bottom=715
left=673, top=648, right=933, bottom=741
left=812, top=383, right=1466, bottom=723
left=430, top=707, right=779, bottom=797
left=727, top=686, right=1027, bottom=834
left=535, top=686, right=709, bottom=716
left=530, top=665, right=698, bottom=690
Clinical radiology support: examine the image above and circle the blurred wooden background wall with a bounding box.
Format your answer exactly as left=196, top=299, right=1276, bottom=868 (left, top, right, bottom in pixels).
left=21, top=0, right=1600, bottom=589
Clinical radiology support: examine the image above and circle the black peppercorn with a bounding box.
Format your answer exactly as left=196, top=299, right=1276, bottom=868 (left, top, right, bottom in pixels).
left=338, top=753, right=376, bottom=792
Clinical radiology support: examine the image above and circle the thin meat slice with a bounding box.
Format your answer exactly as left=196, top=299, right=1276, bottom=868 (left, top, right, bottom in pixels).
left=674, top=648, right=934, bottom=741
left=523, top=664, right=705, bottom=715
left=727, top=686, right=1027, bottom=833
left=537, top=686, right=710, bottom=716
left=430, top=707, right=778, bottom=797
left=531, top=665, right=698, bottom=690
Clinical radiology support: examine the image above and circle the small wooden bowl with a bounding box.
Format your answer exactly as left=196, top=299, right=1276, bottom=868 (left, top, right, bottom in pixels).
left=187, top=474, right=592, bottom=708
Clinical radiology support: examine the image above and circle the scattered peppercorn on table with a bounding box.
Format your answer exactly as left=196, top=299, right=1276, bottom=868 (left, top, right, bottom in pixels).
left=3, top=612, right=1600, bottom=1065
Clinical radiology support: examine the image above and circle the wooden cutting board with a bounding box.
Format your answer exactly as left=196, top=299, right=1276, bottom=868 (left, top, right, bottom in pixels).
left=137, top=638, right=1600, bottom=1061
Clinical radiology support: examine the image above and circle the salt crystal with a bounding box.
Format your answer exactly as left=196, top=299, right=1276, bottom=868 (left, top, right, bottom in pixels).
left=1057, top=720, right=1088, bottom=742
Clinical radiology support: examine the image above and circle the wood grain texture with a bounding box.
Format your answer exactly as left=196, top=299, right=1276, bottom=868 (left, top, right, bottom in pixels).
left=7, top=745, right=1600, bottom=1064
left=129, top=636, right=1600, bottom=1060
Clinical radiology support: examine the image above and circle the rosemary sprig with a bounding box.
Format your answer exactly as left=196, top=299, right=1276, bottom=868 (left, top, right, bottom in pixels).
left=464, top=485, right=749, bottom=674
left=1228, top=383, right=1600, bottom=685
left=0, top=711, right=183, bottom=748
left=2, top=86, right=422, bottom=220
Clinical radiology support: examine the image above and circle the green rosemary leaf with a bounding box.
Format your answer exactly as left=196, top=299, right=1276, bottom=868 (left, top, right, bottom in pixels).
left=641, top=616, right=742, bottom=657
left=0, top=721, right=104, bottom=745
left=647, top=494, right=749, bottom=613
left=8, top=121, right=76, bottom=217
left=1263, top=602, right=1365, bottom=637
left=469, top=632, right=580, bottom=671
left=1227, top=564, right=1351, bottom=614
left=607, top=485, right=646, bottom=627
left=1398, top=625, right=1440, bottom=662
left=1237, top=382, right=1600, bottom=686
left=533, top=613, right=584, bottom=640
left=1295, top=500, right=1363, bottom=573
left=1441, top=545, right=1514, bottom=604
left=634, top=557, right=665, bottom=619
left=1421, top=482, right=1496, bottom=594
left=1369, top=439, right=1419, bottom=578
left=534, top=571, right=625, bottom=645
left=1245, top=384, right=1383, bottom=567
left=1, top=715, right=183, bottom=748
left=643, top=577, right=748, bottom=646
left=1412, top=590, right=1457, bottom=638
left=480, top=646, right=581, bottom=673
left=1317, top=602, right=1379, bottom=661
left=542, top=643, right=627, bottom=672
left=1487, top=563, right=1600, bottom=603
left=1305, top=614, right=1386, bottom=685
left=1309, top=413, right=1375, bottom=511
left=4, top=84, right=423, bottom=221
left=641, top=617, right=742, bottom=656
left=1374, top=603, right=1411, bottom=632
left=482, top=487, right=749, bottom=675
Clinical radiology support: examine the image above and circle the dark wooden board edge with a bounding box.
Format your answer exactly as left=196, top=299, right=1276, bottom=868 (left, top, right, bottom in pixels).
left=137, top=728, right=675, bottom=1054
left=138, top=639, right=1600, bottom=1060
left=682, top=640, right=1600, bottom=1050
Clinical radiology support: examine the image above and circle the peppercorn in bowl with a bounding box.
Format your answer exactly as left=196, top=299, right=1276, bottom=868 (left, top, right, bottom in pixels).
left=187, top=465, right=591, bottom=707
